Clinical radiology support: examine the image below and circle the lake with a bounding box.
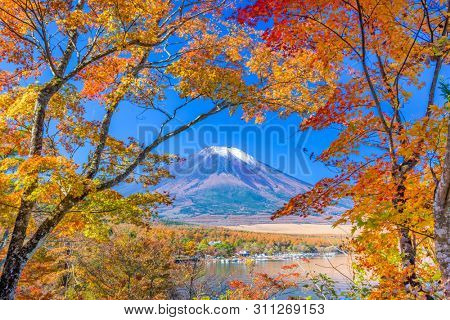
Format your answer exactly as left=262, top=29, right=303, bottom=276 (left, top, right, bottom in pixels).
left=203, top=255, right=353, bottom=299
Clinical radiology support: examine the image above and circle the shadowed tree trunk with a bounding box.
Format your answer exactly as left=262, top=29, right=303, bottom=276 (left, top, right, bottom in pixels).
left=0, top=194, right=82, bottom=299
left=394, top=172, right=420, bottom=293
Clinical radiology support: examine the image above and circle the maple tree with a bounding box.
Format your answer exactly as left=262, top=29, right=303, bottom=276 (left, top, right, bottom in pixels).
left=13, top=225, right=191, bottom=299
left=0, top=0, right=314, bottom=300
left=239, top=0, right=449, bottom=298
left=68, top=227, right=177, bottom=299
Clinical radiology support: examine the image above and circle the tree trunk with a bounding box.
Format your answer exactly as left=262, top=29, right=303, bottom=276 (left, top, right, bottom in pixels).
left=0, top=250, right=27, bottom=300
left=434, top=118, right=450, bottom=298
left=0, top=202, right=40, bottom=299
left=399, top=227, right=416, bottom=268
left=0, top=193, right=36, bottom=299
left=393, top=174, right=420, bottom=294
left=0, top=195, right=81, bottom=299
left=399, top=226, right=419, bottom=290
left=29, top=80, right=63, bottom=156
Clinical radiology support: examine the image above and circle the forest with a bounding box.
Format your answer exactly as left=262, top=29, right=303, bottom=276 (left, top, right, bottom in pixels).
left=0, top=0, right=449, bottom=300
left=5, top=224, right=345, bottom=299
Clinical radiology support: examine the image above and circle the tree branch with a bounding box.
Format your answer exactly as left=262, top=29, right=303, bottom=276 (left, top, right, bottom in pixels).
left=355, top=0, right=396, bottom=164
left=97, top=102, right=230, bottom=191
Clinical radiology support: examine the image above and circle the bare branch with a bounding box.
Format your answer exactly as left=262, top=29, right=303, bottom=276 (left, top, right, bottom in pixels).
left=97, top=102, right=231, bottom=191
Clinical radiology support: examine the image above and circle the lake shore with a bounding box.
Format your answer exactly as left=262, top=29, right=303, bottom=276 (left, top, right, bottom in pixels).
left=223, top=223, right=352, bottom=236
left=205, top=251, right=344, bottom=264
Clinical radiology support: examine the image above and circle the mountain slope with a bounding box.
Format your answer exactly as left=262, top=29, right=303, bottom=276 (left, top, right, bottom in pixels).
left=148, top=147, right=349, bottom=225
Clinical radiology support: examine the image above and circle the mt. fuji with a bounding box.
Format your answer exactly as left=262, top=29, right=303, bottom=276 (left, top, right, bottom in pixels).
left=147, top=146, right=350, bottom=225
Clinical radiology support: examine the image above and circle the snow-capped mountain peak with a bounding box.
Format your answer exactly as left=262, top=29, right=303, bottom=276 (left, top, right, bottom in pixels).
left=199, top=146, right=257, bottom=165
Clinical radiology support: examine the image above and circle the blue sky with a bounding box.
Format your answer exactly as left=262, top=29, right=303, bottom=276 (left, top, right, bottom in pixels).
left=100, top=64, right=448, bottom=185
